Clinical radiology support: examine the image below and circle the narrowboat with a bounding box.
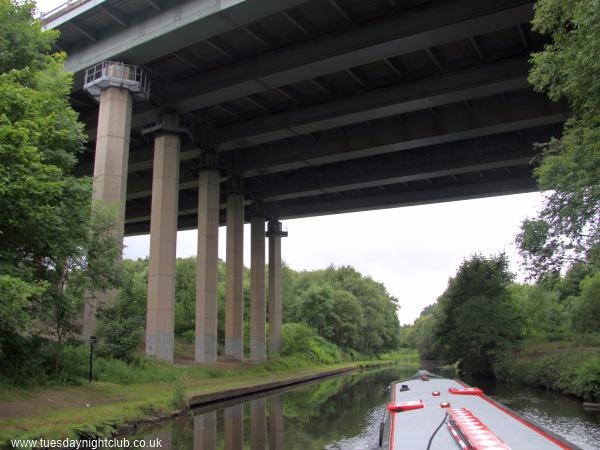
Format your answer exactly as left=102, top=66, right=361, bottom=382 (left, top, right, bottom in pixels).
left=379, top=370, right=580, bottom=450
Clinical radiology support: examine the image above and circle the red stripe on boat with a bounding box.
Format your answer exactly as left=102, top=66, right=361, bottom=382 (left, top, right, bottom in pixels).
left=448, top=408, right=511, bottom=449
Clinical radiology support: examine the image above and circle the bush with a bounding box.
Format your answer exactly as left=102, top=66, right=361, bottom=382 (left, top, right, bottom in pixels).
left=169, top=377, right=188, bottom=410
left=495, top=350, right=600, bottom=402
left=281, top=323, right=343, bottom=365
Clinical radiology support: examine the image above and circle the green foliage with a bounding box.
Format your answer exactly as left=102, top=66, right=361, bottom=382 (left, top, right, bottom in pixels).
left=434, top=254, right=521, bottom=376
left=570, top=272, right=600, bottom=333
left=169, top=377, right=188, bottom=411
left=0, top=0, right=120, bottom=383
left=517, top=0, right=600, bottom=278
left=495, top=351, right=600, bottom=402
left=286, top=265, right=399, bottom=354
left=0, top=1, right=57, bottom=73
left=281, top=323, right=343, bottom=365
left=96, top=260, right=147, bottom=362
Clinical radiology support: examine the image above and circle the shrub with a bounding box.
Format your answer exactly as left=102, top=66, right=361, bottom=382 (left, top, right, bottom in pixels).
left=281, top=323, right=343, bottom=364
left=169, top=377, right=188, bottom=410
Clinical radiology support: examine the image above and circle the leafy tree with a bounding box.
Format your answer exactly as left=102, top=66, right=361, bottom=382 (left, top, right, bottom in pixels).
left=291, top=284, right=335, bottom=339
left=96, top=260, right=147, bottom=361
left=330, top=289, right=363, bottom=349
left=0, top=0, right=120, bottom=379
left=510, top=283, right=565, bottom=338
left=517, top=0, right=600, bottom=279
left=570, top=272, right=600, bottom=333
left=434, top=254, right=521, bottom=376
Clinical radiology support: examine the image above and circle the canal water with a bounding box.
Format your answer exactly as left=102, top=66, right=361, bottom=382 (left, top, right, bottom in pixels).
left=129, top=365, right=600, bottom=449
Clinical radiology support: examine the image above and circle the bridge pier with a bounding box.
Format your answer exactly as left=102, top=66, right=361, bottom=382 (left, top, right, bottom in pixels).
left=82, top=62, right=147, bottom=340
left=250, top=204, right=266, bottom=362
left=225, top=178, right=245, bottom=361
left=267, top=220, right=288, bottom=356
left=144, top=114, right=181, bottom=362
left=195, top=153, right=220, bottom=364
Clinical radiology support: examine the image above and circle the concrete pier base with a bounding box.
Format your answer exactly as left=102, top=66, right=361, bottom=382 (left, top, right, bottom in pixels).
left=145, top=131, right=180, bottom=362
left=250, top=212, right=266, bottom=362
left=225, top=187, right=244, bottom=361
left=195, top=166, right=220, bottom=363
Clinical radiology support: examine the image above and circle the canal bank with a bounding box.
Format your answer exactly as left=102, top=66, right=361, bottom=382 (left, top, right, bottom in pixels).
left=0, top=357, right=414, bottom=447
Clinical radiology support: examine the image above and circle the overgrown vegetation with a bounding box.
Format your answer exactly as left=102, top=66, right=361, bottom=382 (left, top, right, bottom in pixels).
left=0, top=0, right=120, bottom=386
left=400, top=256, right=600, bottom=399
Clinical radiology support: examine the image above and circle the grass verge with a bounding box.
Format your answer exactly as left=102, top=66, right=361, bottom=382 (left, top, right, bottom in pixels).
left=0, top=351, right=418, bottom=447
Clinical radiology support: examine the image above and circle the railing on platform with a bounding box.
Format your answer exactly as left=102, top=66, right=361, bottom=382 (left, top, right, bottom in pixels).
left=83, top=61, right=150, bottom=101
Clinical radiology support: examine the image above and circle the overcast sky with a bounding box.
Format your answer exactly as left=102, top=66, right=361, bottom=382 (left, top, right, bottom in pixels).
left=122, top=193, right=544, bottom=325
left=36, top=0, right=544, bottom=325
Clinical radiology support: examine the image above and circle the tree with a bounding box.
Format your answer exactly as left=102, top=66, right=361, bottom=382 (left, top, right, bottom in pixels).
left=570, top=272, right=600, bottom=333
left=434, top=254, right=521, bottom=376
left=0, top=0, right=120, bottom=379
left=517, top=0, right=600, bottom=279
left=97, top=259, right=147, bottom=361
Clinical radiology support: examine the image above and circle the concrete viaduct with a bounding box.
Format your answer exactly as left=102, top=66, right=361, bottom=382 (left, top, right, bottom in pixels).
left=44, top=0, right=568, bottom=364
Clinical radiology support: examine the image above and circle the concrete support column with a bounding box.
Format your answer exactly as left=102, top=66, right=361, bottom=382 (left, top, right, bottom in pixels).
left=250, top=206, right=266, bottom=362
left=82, top=85, right=133, bottom=340
left=194, top=411, right=216, bottom=450
left=250, top=398, right=266, bottom=450
left=224, top=178, right=244, bottom=361
left=195, top=154, right=220, bottom=363
left=267, top=221, right=287, bottom=356
left=145, top=116, right=181, bottom=362
left=269, top=395, right=284, bottom=450
left=224, top=404, right=243, bottom=450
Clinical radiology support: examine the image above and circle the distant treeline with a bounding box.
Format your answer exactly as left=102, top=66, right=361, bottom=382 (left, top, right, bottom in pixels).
left=398, top=254, right=600, bottom=401
left=111, top=258, right=401, bottom=358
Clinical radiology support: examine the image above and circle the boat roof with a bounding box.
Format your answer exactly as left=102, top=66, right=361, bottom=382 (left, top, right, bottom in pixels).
left=384, top=374, right=578, bottom=450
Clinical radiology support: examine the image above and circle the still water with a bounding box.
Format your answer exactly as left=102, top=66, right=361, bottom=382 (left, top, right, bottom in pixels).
left=129, top=365, right=600, bottom=449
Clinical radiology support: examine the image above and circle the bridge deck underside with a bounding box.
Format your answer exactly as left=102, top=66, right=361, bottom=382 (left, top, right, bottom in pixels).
left=58, top=0, right=567, bottom=236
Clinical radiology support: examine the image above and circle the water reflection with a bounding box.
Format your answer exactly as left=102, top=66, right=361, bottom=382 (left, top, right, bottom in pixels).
left=194, top=411, right=216, bottom=450
left=128, top=365, right=600, bottom=450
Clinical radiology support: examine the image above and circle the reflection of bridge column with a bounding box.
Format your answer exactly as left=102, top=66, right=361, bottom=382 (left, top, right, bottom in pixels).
left=82, top=61, right=148, bottom=339
left=224, top=404, right=244, bottom=450
left=195, top=152, right=220, bottom=363
left=194, top=411, right=216, bottom=450
left=251, top=398, right=266, bottom=450
left=225, top=177, right=244, bottom=361
left=269, top=395, right=284, bottom=450
left=250, top=203, right=266, bottom=362
left=267, top=221, right=288, bottom=356
left=155, top=424, right=173, bottom=450
left=143, top=113, right=182, bottom=362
